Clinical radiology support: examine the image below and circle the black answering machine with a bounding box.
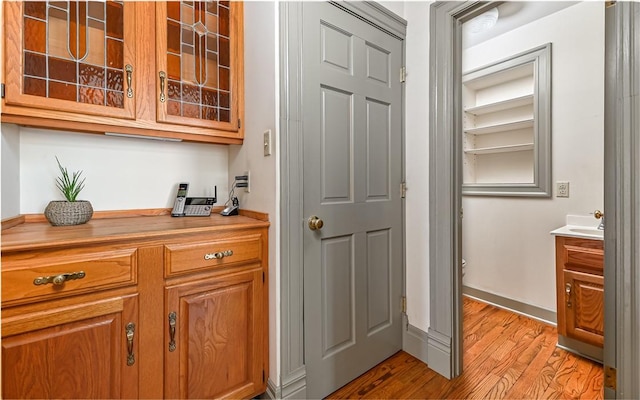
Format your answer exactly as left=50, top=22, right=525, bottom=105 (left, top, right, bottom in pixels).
left=171, top=183, right=217, bottom=217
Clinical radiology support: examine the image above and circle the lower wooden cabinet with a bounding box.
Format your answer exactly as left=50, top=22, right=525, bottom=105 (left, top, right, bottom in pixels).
left=165, top=269, right=265, bottom=399
left=1, top=294, right=139, bottom=399
left=1, top=214, right=269, bottom=399
left=555, top=236, right=604, bottom=348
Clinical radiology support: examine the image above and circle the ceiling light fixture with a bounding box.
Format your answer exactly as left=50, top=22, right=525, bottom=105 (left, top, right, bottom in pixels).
left=468, top=8, right=500, bottom=34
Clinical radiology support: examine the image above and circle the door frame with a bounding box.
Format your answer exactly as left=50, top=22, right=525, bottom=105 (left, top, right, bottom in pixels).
left=277, top=2, right=407, bottom=398
left=429, top=1, right=640, bottom=397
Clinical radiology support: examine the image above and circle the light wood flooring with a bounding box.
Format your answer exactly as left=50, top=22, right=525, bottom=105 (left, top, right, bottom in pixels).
left=327, top=297, right=603, bottom=399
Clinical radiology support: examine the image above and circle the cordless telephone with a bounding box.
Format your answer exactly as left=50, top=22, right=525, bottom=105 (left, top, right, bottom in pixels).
left=171, top=183, right=189, bottom=217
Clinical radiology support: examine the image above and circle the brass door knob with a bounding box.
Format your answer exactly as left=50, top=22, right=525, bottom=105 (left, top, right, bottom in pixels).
left=308, top=216, right=324, bottom=231
left=594, top=210, right=604, bottom=219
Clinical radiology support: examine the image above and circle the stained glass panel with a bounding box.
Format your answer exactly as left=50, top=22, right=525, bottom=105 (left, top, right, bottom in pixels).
left=22, top=1, right=127, bottom=108
left=164, top=1, right=234, bottom=123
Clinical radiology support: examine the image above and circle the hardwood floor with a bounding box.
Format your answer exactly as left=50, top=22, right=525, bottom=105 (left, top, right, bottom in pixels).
left=327, top=297, right=603, bottom=399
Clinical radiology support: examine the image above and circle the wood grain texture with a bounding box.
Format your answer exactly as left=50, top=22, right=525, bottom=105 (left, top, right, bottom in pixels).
left=327, top=298, right=603, bottom=400
left=2, top=215, right=25, bottom=230
left=1, top=1, right=245, bottom=144
left=1, top=213, right=269, bottom=252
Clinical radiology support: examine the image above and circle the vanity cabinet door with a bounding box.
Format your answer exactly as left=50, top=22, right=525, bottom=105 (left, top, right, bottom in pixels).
left=155, top=1, right=243, bottom=133
left=562, top=269, right=604, bottom=347
left=164, top=268, right=266, bottom=399
left=1, top=293, right=139, bottom=399
left=4, top=1, right=136, bottom=119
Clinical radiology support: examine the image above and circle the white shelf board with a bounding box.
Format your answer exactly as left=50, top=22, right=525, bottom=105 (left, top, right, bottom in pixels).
left=465, top=94, right=534, bottom=116
left=464, top=118, right=534, bottom=135
left=464, top=143, right=534, bottom=155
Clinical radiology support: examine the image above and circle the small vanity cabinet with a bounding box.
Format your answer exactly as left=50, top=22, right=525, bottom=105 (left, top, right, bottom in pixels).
left=555, top=236, right=604, bottom=348
left=1, top=213, right=268, bottom=399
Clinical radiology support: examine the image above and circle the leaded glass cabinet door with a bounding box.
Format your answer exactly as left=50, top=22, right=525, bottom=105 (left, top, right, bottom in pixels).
left=156, top=1, right=243, bottom=132
left=4, top=1, right=136, bottom=119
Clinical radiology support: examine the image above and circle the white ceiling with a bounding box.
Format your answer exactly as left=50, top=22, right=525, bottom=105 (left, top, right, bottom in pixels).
left=462, top=2, right=579, bottom=49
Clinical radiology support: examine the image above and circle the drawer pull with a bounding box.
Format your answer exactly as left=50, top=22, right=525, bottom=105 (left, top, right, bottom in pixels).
left=168, top=312, right=177, bottom=352
left=33, top=271, right=86, bottom=286
left=126, top=322, right=136, bottom=366
left=204, top=250, right=234, bottom=260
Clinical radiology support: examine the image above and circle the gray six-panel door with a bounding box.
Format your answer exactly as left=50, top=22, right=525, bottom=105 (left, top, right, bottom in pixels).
left=302, top=3, right=404, bottom=398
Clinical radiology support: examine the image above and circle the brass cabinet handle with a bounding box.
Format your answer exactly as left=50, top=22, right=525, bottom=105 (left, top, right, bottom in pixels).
left=204, top=250, right=233, bottom=260
left=125, top=64, right=133, bottom=98
left=565, top=283, right=572, bottom=308
left=33, top=271, right=86, bottom=286
left=168, top=312, right=177, bottom=352
left=159, top=71, right=166, bottom=103
left=126, top=322, right=135, bottom=366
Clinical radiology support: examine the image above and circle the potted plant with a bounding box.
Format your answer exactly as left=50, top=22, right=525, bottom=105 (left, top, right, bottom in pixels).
left=44, top=157, right=93, bottom=226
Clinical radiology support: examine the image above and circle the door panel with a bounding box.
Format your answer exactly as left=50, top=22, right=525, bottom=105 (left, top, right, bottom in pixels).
left=321, top=235, right=356, bottom=356
left=366, top=99, right=391, bottom=199
left=303, top=3, right=403, bottom=397
left=321, top=87, right=354, bottom=203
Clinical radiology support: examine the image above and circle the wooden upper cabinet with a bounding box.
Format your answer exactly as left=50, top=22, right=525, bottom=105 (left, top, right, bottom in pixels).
left=4, top=1, right=136, bottom=119
left=2, top=1, right=244, bottom=144
left=156, top=1, right=243, bottom=131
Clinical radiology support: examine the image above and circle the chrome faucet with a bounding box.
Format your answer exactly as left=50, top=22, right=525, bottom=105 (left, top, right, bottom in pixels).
left=594, top=210, right=605, bottom=230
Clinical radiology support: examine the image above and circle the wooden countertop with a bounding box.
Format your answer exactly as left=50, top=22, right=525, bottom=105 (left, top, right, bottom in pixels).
left=1, top=211, right=270, bottom=252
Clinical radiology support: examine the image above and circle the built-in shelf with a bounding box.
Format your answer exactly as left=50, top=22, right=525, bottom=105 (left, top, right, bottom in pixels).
left=461, top=43, right=551, bottom=196
left=464, top=118, right=534, bottom=135
left=464, top=143, right=534, bottom=155
left=464, top=94, right=534, bottom=116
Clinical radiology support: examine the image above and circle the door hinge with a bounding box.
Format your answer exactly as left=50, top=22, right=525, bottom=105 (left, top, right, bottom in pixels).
left=238, top=119, right=241, bottom=129
left=605, top=1, right=616, bottom=8
left=400, top=67, right=406, bottom=83
left=262, top=369, right=265, bottom=383
left=400, top=182, right=407, bottom=198
left=460, top=208, right=464, bottom=219
left=1, top=83, right=5, bottom=99
left=401, top=296, right=407, bottom=314
left=262, top=271, right=265, bottom=283
left=604, top=365, right=617, bottom=391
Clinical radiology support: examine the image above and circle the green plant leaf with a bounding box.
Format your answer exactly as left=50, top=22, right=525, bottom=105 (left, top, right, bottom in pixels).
left=55, top=156, right=85, bottom=202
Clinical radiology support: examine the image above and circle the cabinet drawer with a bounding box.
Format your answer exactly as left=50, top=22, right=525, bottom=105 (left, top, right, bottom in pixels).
left=2, top=247, right=138, bottom=307
left=562, top=240, right=604, bottom=275
left=165, top=234, right=262, bottom=277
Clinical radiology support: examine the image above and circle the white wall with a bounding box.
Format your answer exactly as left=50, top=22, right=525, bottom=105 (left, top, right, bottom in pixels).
left=11, top=126, right=227, bottom=213
left=461, top=3, right=605, bottom=311
left=402, top=1, right=431, bottom=334
left=228, top=1, right=280, bottom=386
left=1, top=124, right=21, bottom=218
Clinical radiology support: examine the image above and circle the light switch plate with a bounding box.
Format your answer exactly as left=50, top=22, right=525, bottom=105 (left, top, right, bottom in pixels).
left=263, top=130, right=272, bottom=156
left=557, top=181, right=570, bottom=197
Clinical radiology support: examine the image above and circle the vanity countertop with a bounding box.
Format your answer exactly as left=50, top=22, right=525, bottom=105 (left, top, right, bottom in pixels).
left=550, top=214, right=603, bottom=241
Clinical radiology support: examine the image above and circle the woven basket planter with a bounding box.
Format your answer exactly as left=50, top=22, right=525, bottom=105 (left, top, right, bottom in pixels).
left=44, top=200, right=93, bottom=226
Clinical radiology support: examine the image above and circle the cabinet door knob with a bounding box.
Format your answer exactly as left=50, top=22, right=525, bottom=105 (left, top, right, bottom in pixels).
left=565, top=283, right=572, bottom=308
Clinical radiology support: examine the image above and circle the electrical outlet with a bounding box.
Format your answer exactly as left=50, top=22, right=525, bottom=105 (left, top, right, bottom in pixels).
left=557, top=181, right=570, bottom=197
left=244, top=170, right=250, bottom=193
